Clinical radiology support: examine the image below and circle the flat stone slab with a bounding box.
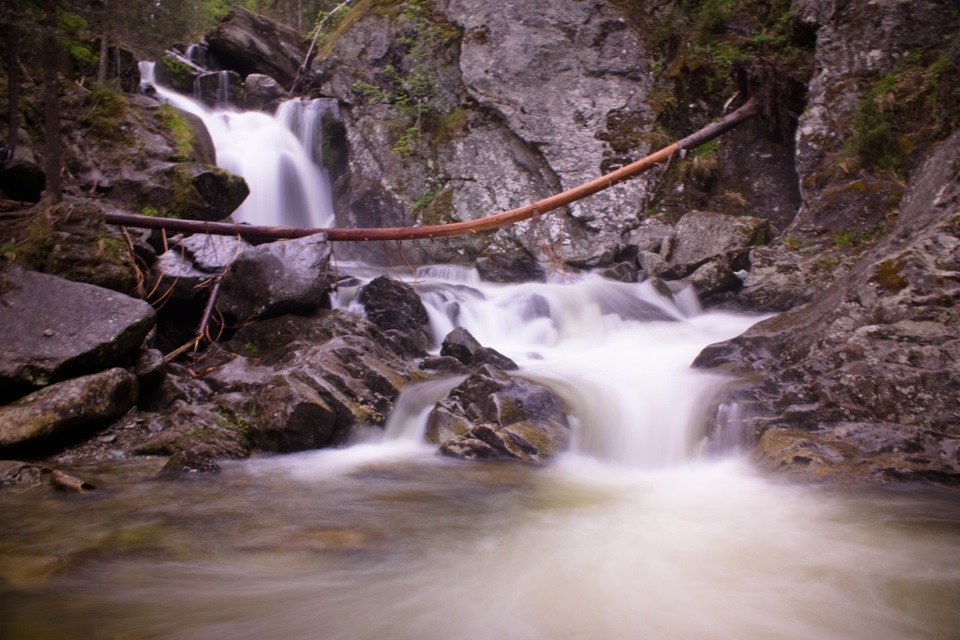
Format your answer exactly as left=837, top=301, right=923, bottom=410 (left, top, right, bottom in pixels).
left=0, top=266, right=155, bottom=399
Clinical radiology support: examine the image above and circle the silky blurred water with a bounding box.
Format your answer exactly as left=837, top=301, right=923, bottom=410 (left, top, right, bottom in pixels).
left=2, top=267, right=958, bottom=639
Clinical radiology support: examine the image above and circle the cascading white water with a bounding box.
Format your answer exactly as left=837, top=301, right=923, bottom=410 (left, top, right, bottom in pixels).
left=335, top=265, right=759, bottom=468
left=6, top=63, right=952, bottom=640
left=138, top=61, right=334, bottom=229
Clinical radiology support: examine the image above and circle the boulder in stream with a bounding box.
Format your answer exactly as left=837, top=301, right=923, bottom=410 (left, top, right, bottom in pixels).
left=429, top=365, right=570, bottom=463
left=357, top=276, right=433, bottom=357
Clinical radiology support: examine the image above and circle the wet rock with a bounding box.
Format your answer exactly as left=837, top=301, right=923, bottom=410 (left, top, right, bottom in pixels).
left=188, top=309, right=423, bottom=451
left=245, top=378, right=340, bottom=452
left=665, top=210, right=770, bottom=275
left=0, top=368, right=138, bottom=455
left=429, top=365, right=570, bottom=463
left=440, top=327, right=482, bottom=365
left=134, top=348, right=166, bottom=391
left=205, top=6, right=306, bottom=89
left=244, top=73, right=289, bottom=112
left=0, top=460, right=45, bottom=488
left=194, top=70, right=243, bottom=109
left=752, top=424, right=960, bottom=485
left=137, top=402, right=250, bottom=472
left=166, top=163, right=250, bottom=222
left=0, top=266, right=155, bottom=400
left=440, top=327, right=518, bottom=371
left=218, top=234, right=333, bottom=323
left=149, top=234, right=249, bottom=348
left=357, top=276, right=432, bottom=356
left=475, top=251, right=547, bottom=284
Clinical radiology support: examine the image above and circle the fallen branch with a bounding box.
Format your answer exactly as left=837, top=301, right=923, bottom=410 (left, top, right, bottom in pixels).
left=104, top=97, right=758, bottom=242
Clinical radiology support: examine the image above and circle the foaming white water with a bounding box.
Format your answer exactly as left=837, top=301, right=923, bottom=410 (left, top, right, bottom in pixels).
left=336, top=268, right=763, bottom=467
left=138, top=61, right=334, bottom=229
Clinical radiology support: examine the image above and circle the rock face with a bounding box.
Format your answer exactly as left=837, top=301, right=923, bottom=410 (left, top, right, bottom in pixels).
left=0, top=368, right=138, bottom=455
left=0, top=266, right=155, bottom=401
left=313, top=0, right=658, bottom=266
left=428, top=365, right=571, bottom=462
left=205, top=6, right=306, bottom=89
left=695, top=129, right=960, bottom=483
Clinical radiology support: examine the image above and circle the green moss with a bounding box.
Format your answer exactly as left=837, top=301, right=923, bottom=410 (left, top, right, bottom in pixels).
left=413, top=184, right=454, bottom=225
left=156, top=104, right=197, bottom=162
left=871, top=258, right=909, bottom=293
left=212, top=406, right=253, bottom=442
left=77, top=86, right=130, bottom=142
left=158, top=56, right=196, bottom=94
left=841, top=50, right=960, bottom=178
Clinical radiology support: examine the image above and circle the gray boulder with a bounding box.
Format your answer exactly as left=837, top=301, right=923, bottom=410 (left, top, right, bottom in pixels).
left=244, top=73, right=289, bottom=112
left=440, top=326, right=518, bottom=371
left=0, top=266, right=155, bottom=400
left=205, top=6, right=305, bottom=89
left=0, top=368, right=138, bottom=455
left=429, top=365, right=570, bottom=462
left=666, top=210, right=770, bottom=273
left=150, top=234, right=250, bottom=304
left=357, top=276, right=433, bottom=356
left=218, top=234, right=334, bottom=322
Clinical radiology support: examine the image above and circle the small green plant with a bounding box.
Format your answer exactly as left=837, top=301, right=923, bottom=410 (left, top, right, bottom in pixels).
left=833, top=231, right=858, bottom=248
left=781, top=234, right=803, bottom=250
left=157, top=103, right=197, bottom=161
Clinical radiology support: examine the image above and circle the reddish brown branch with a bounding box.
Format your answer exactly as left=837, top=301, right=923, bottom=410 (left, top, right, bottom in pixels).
left=103, top=98, right=758, bottom=242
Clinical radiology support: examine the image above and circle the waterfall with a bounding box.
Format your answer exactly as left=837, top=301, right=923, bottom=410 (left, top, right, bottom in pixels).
left=2, top=60, right=956, bottom=640
left=336, top=267, right=762, bottom=468
left=138, top=61, right=335, bottom=229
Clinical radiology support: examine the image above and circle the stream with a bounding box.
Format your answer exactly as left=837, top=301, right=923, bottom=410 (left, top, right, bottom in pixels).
left=1, top=69, right=959, bottom=640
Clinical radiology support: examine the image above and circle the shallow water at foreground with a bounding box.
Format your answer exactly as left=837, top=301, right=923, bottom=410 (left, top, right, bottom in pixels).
left=2, top=452, right=959, bottom=640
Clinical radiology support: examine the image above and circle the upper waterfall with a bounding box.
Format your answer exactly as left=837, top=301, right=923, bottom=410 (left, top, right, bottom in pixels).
left=139, top=61, right=335, bottom=229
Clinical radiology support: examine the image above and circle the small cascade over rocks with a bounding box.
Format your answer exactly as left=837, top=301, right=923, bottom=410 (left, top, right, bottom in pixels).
left=335, top=265, right=763, bottom=468
left=139, top=61, right=335, bottom=229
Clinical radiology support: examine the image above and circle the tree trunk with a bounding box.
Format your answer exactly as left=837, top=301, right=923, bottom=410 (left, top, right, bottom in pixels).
left=97, top=0, right=109, bottom=86
left=42, top=0, right=61, bottom=202
left=3, top=22, right=18, bottom=153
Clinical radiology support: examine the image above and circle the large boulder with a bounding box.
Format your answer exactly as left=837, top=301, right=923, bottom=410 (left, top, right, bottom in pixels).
left=356, top=276, right=433, bottom=356
left=0, top=368, right=138, bottom=455
left=0, top=266, right=155, bottom=401
left=313, top=0, right=657, bottom=266
left=166, top=163, right=250, bottom=222
left=205, top=6, right=306, bottom=89
left=429, top=365, right=570, bottom=462
left=218, top=234, right=334, bottom=323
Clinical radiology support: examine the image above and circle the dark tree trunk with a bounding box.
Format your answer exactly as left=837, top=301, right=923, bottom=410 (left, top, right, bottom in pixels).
left=42, top=0, right=61, bottom=202
left=3, top=22, right=17, bottom=153
left=97, top=0, right=109, bottom=86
